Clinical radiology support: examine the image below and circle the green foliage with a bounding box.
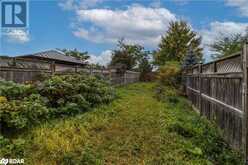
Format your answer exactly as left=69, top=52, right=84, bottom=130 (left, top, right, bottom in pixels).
left=0, top=94, right=49, bottom=130
left=182, top=47, right=199, bottom=68
left=110, top=39, right=142, bottom=70
left=159, top=90, right=243, bottom=164
left=155, top=61, right=182, bottom=105
left=110, top=39, right=153, bottom=74
left=38, top=74, right=115, bottom=108
left=60, top=48, right=90, bottom=62
left=138, top=53, right=153, bottom=81
left=60, top=148, right=103, bottom=165
left=20, top=83, right=242, bottom=164
left=0, top=74, right=116, bottom=158
left=0, top=136, right=25, bottom=157
left=0, top=74, right=115, bottom=131
left=0, top=81, right=36, bottom=100
left=156, top=61, right=181, bottom=86
left=210, top=33, right=244, bottom=59
left=154, top=20, right=203, bottom=65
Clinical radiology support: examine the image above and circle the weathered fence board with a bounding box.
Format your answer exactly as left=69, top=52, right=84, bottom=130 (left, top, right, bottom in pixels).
left=0, top=57, right=140, bottom=85
left=183, top=44, right=248, bottom=163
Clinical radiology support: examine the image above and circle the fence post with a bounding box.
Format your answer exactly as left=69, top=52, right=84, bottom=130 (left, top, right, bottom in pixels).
left=75, top=65, right=78, bottom=73
left=199, top=63, right=202, bottom=115
left=124, top=71, right=127, bottom=85
left=214, top=61, right=217, bottom=72
left=242, top=43, right=248, bottom=164
left=109, top=69, right=112, bottom=84
left=90, top=65, right=93, bottom=75
left=50, top=61, right=55, bottom=74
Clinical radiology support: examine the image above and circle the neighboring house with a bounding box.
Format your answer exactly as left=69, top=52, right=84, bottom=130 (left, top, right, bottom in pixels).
left=17, top=50, right=86, bottom=72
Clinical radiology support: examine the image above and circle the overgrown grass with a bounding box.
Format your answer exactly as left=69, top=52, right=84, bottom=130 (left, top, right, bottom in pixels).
left=3, top=83, right=242, bottom=164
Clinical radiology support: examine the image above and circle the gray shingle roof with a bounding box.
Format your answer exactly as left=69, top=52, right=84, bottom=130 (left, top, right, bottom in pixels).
left=18, top=50, right=85, bottom=65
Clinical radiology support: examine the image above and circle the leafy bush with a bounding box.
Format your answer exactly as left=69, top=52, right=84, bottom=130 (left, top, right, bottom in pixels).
left=0, top=81, right=36, bottom=100
left=0, top=73, right=116, bottom=157
left=0, top=136, right=25, bottom=157
left=156, top=61, right=181, bottom=86
left=155, top=85, right=179, bottom=104
left=38, top=74, right=115, bottom=107
left=0, top=73, right=115, bottom=131
left=0, top=94, right=49, bottom=130
left=155, top=61, right=182, bottom=103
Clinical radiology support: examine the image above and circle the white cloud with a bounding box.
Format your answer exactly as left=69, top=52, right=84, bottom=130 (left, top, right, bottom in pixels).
left=225, top=0, right=248, bottom=17
left=199, top=21, right=248, bottom=61
left=88, top=50, right=112, bottom=66
left=5, top=29, right=30, bottom=43
left=73, top=5, right=176, bottom=47
left=60, top=2, right=248, bottom=64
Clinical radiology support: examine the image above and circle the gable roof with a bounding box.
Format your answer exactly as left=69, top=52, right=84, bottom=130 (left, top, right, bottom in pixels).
left=18, top=50, right=85, bottom=65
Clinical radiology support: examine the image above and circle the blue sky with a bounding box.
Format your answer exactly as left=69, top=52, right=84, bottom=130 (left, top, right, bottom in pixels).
left=1, top=0, right=248, bottom=65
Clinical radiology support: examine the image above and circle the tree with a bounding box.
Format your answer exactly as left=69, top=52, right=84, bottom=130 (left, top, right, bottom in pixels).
left=182, top=47, right=199, bottom=68
left=60, top=48, right=90, bottom=62
left=110, top=39, right=153, bottom=80
left=89, top=63, right=105, bottom=69
left=210, top=34, right=242, bottom=59
left=110, top=39, right=144, bottom=70
left=210, top=32, right=248, bottom=59
left=137, top=51, right=153, bottom=81
left=154, top=20, right=203, bottom=65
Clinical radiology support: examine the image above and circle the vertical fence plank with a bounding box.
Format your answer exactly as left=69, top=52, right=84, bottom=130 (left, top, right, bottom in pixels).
left=242, top=43, right=248, bottom=164
left=199, top=64, right=202, bottom=115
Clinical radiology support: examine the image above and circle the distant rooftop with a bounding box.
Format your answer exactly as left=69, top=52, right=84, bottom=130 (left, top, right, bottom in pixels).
left=17, top=50, right=85, bottom=65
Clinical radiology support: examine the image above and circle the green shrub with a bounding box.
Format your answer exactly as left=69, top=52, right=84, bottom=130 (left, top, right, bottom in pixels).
left=0, top=73, right=115, bottom=131
left=38, top=75, right=76, bottom=107
left=0, top=94, right=49, bottom=130
left=0, top=81, right=36, bottom=100
left=156, top=61, right=181, bottom=87
left=155, top=61, right=182, bottom=103
left=38, top=74, right=115, bottom=107
left=0, top=136, right=25, bottom=157
left=0, top=74, right=116, bottom=157
left=155, top=85, right=179, bottom=103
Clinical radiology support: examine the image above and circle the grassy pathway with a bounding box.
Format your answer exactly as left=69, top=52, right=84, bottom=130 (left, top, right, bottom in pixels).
left=23, top=83, right=242, bottom=164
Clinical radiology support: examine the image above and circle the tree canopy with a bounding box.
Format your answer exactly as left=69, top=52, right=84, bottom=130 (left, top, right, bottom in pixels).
left=109, top=39, right=153, bottom=80
left=210, top=32, right=248, bottom=59
left=110, top=39, right=146, bottom=70
left=154, top=21, right=203, bottom=65
left=60, top=48, right=90, bottom=62
left=182, top=47, right=199, bottom=68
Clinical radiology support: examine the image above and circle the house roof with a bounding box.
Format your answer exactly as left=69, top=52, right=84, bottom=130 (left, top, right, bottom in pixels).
left=18, top=50, right=85, bottom=65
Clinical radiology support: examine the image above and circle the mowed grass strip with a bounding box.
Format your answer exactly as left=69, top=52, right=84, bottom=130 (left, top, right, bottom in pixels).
left=23, top=83, right=242, bottom=165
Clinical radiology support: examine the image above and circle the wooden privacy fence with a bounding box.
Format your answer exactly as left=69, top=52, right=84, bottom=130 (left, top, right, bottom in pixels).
left=183, top=43, right=248, bottom=162
left=0, top=57, right=52, bottom=83
left=0, top=57, right=140, bottom=85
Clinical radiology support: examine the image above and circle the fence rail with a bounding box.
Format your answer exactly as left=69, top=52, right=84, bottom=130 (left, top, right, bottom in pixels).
left=182, top=44, right=248, bottom=163
left=0, top=57, right=140, bottom=85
